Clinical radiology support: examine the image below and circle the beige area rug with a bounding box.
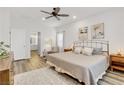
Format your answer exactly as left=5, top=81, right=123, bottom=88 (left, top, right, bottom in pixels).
left=14, top=67, right=81, bottom=85
left=14, top=66, right=124, bottom=85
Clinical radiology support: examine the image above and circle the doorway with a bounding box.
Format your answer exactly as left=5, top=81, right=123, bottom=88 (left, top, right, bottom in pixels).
left=30, top=32, right=41, bottom=57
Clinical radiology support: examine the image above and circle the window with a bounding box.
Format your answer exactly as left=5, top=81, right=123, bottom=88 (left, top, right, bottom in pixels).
left=56, top=31, right=64, bottom=51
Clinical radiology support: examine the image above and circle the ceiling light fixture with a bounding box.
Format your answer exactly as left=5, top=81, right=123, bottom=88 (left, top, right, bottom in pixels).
left=40, top=7, right=69, bottom=21
left=73, top=16, right=77, bottom=19
left=42, top=17, right=46, bottom=21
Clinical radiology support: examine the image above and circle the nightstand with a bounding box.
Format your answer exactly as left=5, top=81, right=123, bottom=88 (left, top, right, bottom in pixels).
left=64, top=48, right=72, bottom=52
left=110, top=54, right=124, bottom=71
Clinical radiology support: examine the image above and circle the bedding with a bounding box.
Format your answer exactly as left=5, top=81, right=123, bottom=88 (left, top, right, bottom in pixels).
left=83, top=47, right=93, bottom=56
left=74, top=47, right=82, bottom=54
left=46, top=52, right=109, bottom=85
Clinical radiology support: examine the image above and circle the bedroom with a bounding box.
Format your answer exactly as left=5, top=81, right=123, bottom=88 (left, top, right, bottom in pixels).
left=0, top=7, right=124, bottom=85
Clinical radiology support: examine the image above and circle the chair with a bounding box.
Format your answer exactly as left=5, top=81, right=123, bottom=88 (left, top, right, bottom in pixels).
left=47, top=47, right=59, bottom=54
left=43, top=47, right=59, bottom=57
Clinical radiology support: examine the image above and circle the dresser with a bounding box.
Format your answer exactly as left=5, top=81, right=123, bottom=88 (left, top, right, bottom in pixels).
left=0, top=54, right=13, bottom=85
left=110, top=54, right=124, bottom=71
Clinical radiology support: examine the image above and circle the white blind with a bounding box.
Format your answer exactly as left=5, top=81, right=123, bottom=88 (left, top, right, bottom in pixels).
left=56, top=32, right=64, bottom=52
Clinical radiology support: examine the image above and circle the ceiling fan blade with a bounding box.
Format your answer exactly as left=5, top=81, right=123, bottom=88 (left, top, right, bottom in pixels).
left=57, top=14, right=69, bottom=17
left=53, top=7, right=60, bottom=14
left=45, top=16, right=54, bottom=19
left=55, top=16, right=60, bottom=20
left=40, top=10, right=52, bottom=15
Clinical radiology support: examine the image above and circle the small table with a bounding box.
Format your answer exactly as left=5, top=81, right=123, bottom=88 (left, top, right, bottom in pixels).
left=110, top=54, right=124, bottom=71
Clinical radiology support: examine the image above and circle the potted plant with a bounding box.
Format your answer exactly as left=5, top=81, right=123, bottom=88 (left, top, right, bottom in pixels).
left=0, top=41, right=10, bottom=59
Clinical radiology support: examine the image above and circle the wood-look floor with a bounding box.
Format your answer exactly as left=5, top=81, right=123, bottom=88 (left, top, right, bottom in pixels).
left=10, top=51, right=47, bottom=84
left=14, top=51, right=47, bottom=75
left=12, top=51, right=83, bottom=85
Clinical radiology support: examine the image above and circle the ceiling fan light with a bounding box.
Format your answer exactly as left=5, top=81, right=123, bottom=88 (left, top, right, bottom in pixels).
left=73, top=16, right=77, bottom=19
left=42, top=17, right=46, bottom=21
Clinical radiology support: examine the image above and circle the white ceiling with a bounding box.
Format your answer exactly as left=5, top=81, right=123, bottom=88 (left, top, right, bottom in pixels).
left=10, top=7, right=113, bottom=27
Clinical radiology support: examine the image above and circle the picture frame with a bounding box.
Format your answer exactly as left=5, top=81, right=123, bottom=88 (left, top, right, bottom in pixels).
left=78, top=26, right=88, bottom=40
left=91, top=23, right=104, bottom=39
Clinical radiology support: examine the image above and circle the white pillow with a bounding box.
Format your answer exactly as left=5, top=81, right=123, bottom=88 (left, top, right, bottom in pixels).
left=83, top=47, right=93, bottom=56
left=74, top=47, right=82, bottom=54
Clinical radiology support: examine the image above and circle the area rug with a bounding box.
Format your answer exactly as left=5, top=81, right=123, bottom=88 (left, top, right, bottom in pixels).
left=14, top=67, right=81, bottom=85
left=14, top=67, right=124, bottom=85
left=97, top=70, right=124, bottom=85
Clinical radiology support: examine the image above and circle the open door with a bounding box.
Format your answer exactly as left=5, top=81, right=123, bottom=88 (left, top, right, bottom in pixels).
left=11, top=29, right=30, bottom=60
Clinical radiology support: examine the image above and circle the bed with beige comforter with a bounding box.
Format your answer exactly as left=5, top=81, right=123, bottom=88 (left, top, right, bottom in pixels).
left=46, top=52, right=109, bottom=85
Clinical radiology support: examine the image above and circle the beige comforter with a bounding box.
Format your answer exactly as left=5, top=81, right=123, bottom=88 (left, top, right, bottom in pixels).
left=46, top=52, right=109, bottom=85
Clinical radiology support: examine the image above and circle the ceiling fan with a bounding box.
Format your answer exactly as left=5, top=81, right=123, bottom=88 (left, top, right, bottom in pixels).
left=40, top=7, right=69, bottom=20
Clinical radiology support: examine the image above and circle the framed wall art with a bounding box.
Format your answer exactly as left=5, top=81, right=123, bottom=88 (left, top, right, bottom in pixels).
left=91, top=23, right=104, bottom=39
left=78, top=26, right=88, bottom=40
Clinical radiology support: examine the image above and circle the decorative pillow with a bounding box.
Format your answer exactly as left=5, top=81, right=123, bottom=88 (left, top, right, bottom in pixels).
left=83, top=47, right=93, bottom=56
left=92, top=48, right=103, bottom=55
left=74, top=47, right=82, bottom=54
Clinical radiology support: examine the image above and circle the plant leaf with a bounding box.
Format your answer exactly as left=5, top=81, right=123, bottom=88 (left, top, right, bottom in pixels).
left=0, top=41, right=4, bottom=45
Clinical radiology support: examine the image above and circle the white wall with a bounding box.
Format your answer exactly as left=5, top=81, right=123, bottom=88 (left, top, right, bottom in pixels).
left=56, top=8, right=124, bottom=53
left=0, top=8, right=56, bottom=58
left=0, top=8, right=10, bottom=45
left=10, top=15, right=56, bottom=57
left=3, top=8, right=124, bottom=56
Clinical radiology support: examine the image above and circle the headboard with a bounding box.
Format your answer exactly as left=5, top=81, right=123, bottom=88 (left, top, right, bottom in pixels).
left=73, top=40, right=109, bottom=55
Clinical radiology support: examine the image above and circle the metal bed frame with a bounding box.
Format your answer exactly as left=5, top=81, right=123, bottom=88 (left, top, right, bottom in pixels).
left=73, top=40, right=109, bottom=55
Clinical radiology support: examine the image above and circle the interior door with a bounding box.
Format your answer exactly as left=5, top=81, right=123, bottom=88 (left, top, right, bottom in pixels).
left=11, top=29, right=27, bottom=60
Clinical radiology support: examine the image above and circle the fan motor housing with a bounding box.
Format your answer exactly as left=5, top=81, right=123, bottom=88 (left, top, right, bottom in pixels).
left=52, top=12, right=57, bottom=16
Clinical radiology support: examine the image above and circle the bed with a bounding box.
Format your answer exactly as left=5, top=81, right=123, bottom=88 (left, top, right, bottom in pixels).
left=46, top=40, right=109, bottom=85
